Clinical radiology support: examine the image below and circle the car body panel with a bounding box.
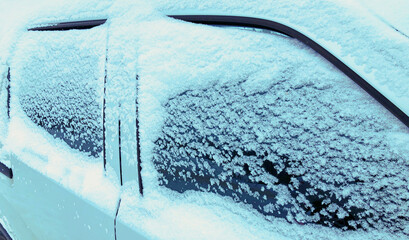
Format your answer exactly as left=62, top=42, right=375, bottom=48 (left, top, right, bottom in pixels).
left=0, top=166, right=34, bottom=240
left=5, top=154, right=115, bottom=240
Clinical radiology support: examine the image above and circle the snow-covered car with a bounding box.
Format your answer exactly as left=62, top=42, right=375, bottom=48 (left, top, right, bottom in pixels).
left=0, top=1, right=408, bottom=240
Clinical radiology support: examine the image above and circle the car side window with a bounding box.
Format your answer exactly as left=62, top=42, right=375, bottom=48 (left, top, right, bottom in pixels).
left=14, top=27, right=106, bottom=158
left=151, top=26, right=409, bottom=233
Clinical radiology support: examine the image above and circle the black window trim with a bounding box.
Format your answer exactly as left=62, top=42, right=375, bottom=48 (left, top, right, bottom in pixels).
left=0, top=161, right=13, bottom=179
left=2, top=67, right=12, bottom=179
left=28, top=19, right=107, bottom=31
left=0, top=221, right=12, bottom=240
left=6, top=67, right=10, bottom=119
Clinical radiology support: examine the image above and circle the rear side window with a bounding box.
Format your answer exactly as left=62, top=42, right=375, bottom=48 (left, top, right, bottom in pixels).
left=151, top=27, right=409, bottom=233
left=13, top=27, right=106, bottom=157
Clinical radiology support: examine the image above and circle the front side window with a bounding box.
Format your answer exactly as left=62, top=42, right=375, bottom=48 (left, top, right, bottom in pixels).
left=14, top=27, right=106, bottom=157
left=151, top=26, right=409, bottom=233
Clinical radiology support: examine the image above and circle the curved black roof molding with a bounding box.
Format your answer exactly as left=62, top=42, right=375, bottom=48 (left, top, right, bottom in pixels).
left=28, top=19, right=106, bottom=31
left=169, top=15, right=409, bottom=128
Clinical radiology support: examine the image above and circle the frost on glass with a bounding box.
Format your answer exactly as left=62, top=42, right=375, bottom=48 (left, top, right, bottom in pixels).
left=152, top=36, right=409, bottom=233
left=16, top=28, right=106, bottom=157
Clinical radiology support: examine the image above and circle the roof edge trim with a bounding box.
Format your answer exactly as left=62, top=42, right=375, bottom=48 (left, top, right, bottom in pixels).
left=28, top=19, right=107, bottom=31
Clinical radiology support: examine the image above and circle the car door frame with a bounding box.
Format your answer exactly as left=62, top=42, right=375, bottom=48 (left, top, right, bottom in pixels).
left=0, top=21, right=120, bottom=240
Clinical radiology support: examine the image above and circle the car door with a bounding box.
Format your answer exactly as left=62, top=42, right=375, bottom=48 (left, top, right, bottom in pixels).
left=0, top=67, right=21, bottom=240
left=116, top=15, right=409, bottom=240
left=1, top=23, right=120, bottom=240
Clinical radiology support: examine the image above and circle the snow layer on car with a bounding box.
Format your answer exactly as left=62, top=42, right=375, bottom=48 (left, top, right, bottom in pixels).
left=151, top=0, right=409, bottom=120
left=153, top=53, right=409, bottom=232
left=122, top=17, right=409, bottom=240
left=0, top=76, right=7, bottom=146
left=14, top=27, right=105, bottom=157
left=357, top=0, right=409, bottom=38
left=6, top=23, right=119, bottom=214
left=1, top=0, right=408, bottom=240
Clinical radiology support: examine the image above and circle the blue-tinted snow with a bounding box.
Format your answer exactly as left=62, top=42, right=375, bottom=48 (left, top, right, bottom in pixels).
left=15, top=28, right=106, bottom=158
left=153, top=61, right=409, bottom=231
left=357, top=0, right=409, bottom=38
left=0, top=1, right=408, bottom=240
left=128, top=18, right=409, bottom=240
left=151, top=0, right=409, bottom=118
left=5, top=20, right=119, bottom=214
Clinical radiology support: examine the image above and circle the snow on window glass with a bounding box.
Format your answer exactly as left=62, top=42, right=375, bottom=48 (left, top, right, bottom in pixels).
left=151, top=26, right=409, bottom=234
left=14, top=27, right=106, bottom=158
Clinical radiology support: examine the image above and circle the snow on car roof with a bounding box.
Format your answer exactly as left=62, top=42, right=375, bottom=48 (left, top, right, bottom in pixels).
left=150, top=0, right=409, bottom=119
left=1, top=0, right=408, bottom=130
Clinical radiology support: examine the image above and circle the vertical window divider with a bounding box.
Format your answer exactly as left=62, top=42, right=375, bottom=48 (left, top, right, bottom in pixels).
left=118, top=103, right=123, bottom=186
left=6, top=67, right=10, bottom=119
left=103, top=27, right=109, bottom=171
left=136, top=75, right=143, bottom=195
